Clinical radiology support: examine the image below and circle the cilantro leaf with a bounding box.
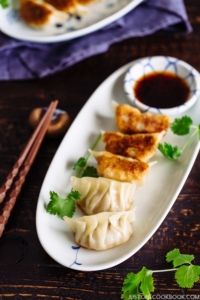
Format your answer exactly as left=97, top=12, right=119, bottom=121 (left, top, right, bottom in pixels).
left=122, top=248, right=200, bottom=298
left=46, top=189, right=80, bottom=219
left=73, top=158, right=98, bottom=178
left=158, top=143, right=182, bottom=160
left=166, top=249, right=200, bottom=288
left=175, top=265, right=200, bottom=288
left=121, top=271, right=143, bottom=300
left=140, top=269, right=154, bottom=300
left=171, top=116, right=193, bottom=135
left=73, top=134, right=101, bottom=177
left=73, top=157, right=87, bottom=176
left=0, top=0, right=9, bottom=8
left=166, top=248, right=194, bottom=267
left=82, top=166, right=98, bottom=178
left=121, top=267, right=154, bottom=300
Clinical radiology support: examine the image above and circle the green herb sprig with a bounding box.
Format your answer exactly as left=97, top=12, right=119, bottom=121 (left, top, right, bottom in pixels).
left=171, top=116, right=193, bottom=135
left=73, top=133, right=101, bottom=177
left=46, top=134, right=101, bottom=219
left=121, top=248, right=200, bottom=300
left=158, top=143, right=182, bottom=160
left=0, top=0, right=9, bottom=8
left=46, top=189, right=80, bottom=219
left=158, top=116, right=200, bottom=160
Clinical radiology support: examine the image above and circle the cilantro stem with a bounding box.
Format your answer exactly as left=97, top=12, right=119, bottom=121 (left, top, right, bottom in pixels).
left=75, top=133, right=101, bottom=177
left=190, top=125, right=198, bottom=129
left=84, top=133, right=102, bottom=161
left=122, top=249, right=200, bottom=300
left=181, top=127, right=199, bottom=152
left=159, top=119, right=200, bottom=160
left=152, top=268, right=177, bottom=273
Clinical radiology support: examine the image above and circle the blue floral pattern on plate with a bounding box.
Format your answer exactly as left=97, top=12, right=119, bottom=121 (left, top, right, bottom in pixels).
left=68, top=245, right=82, bottom=268
left=124, top=56, right=200, bottom=116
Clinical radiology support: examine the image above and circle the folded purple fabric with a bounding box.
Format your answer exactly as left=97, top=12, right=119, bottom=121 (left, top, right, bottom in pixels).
left=0, top=0, right=192, bottom=80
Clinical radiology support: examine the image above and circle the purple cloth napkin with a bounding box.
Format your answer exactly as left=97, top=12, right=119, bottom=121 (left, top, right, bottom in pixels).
left=0, top=0, right=191, bottom=80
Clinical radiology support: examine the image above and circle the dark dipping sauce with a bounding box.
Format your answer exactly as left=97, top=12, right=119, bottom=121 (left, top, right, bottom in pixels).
left=134, top=71, right=190, bottom=108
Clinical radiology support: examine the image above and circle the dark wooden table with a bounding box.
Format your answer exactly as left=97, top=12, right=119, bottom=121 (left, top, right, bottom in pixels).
left=0, top=0, right=200, bottom=299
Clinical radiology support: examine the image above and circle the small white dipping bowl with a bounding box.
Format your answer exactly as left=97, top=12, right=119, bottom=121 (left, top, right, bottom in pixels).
left=124, top=56, right=200, bottom=116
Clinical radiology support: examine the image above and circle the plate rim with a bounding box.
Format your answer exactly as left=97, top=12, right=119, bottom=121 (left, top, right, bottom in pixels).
left=0, top=0, right=144, bottom=43
left=36, top=61, right=200, bottom=271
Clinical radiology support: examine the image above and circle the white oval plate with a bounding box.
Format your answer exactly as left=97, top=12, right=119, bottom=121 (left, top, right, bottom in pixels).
left=0, top=0, right=144, bottom=43
left=36, top=61, right=200, bottom=271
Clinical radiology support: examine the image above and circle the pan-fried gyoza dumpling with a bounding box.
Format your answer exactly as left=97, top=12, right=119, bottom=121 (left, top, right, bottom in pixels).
left=45, top=0, right=94, bottom=12
left=44, top=0, right=83, bottom=13
left=90, top=150, right=149, bottom=183
left=20, top=0, right=91, bottom=30
left=71, top=176, right=136, bottom=215
left=115, top=104, right=170, bottom=133
left=103, top=131, right=165, bottom=162
left=64, top=210, right=134, bottom=250
left=77, top=0, right=93, bottom=3
left=20, top=0, right=68, bottom=29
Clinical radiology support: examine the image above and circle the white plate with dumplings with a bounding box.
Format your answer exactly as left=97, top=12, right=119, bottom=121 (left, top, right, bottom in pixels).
left=0, top=0, right=144, bottom=43
left=36, top=61, right=200, bottom=271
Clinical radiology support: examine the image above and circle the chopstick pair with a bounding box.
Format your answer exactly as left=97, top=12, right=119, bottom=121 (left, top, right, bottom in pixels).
left=0, top=100, right=58, bottom=238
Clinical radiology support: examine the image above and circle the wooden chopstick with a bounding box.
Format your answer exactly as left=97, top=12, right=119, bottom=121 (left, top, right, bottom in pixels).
left=0, top=101, right=57, bottom=204
left=0, top=100, right=58, bottom=238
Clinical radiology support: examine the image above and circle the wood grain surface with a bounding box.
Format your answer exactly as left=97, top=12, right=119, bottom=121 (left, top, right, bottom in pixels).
left=0, top=0, right=200, bottom=299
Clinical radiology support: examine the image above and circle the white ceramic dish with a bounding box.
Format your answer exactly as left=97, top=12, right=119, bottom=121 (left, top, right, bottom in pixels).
left=0, top=0, right=144, bottom=43
left=36, top=61, right=200, bottom=271
left=124, top=56, right=200, bottom=116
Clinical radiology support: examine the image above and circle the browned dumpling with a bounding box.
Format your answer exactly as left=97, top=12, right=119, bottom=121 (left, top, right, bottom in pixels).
left=77, top=0, right=93, bottom=3
left=115, top=104, right=170, bottom=133
left=90, top=150, right=149, bottom=183
left=103, top=131, right=164, bottom=162
left=44, top=0, right=76, bottom=12
left=20, top=0, right=67, bottom=29
left=19, top=0, right=97, bottom=29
